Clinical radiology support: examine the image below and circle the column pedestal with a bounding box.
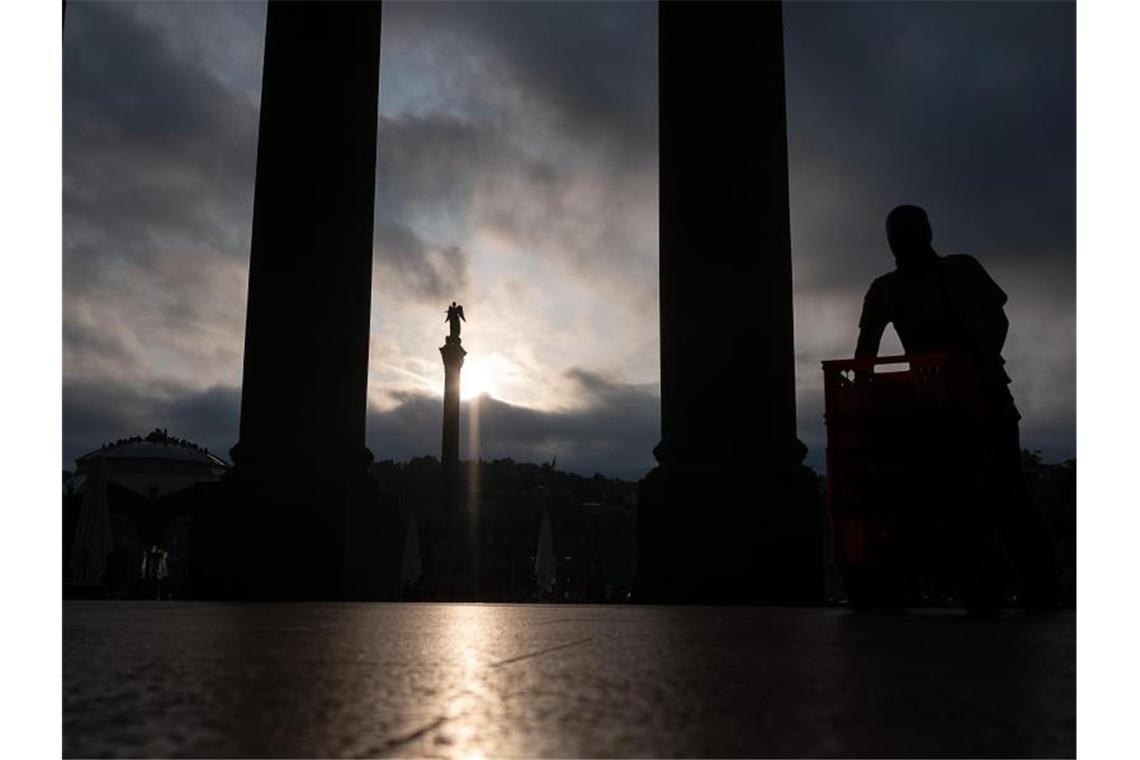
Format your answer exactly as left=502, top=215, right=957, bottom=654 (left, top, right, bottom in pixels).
left=636, top=453, right=824, bottom=604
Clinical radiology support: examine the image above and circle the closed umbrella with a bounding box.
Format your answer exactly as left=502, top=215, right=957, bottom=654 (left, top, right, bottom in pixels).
left=69, top=456, right=114, bottom=585
left=534, top=511, right=556, bottom=595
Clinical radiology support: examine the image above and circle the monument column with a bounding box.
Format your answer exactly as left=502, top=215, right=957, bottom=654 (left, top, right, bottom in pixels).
left=440, top=335, right=466, bottom=507
left=214, top=1, right=399, bottom=600
left=637, top=1, right=823, bottom=603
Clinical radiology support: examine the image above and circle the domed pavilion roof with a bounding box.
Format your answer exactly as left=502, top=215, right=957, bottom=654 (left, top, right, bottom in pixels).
left=76, top=428, right=229, bottom=468
left=68, top=429, right=230, bottom=499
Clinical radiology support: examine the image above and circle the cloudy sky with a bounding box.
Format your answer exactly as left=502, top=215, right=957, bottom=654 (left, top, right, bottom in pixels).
left=62, top=0, right=1075, bottom=479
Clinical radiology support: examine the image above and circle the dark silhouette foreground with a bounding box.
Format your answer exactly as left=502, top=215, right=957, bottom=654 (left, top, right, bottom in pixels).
left=849, top=205, right=1058, bottom=608
left=637, top=0, right=822, bottom=604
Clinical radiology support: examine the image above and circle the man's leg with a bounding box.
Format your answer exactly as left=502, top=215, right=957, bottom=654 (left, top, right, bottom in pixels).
left=994, top=420, right=1059, bottom=607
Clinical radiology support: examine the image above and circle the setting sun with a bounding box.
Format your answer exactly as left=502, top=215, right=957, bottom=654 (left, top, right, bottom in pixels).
left=460, top=355, right=499, bottom=400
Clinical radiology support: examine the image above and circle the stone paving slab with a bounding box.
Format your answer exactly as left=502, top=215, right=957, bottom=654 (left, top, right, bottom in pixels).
left=63, top=602, right=1075, bottom=758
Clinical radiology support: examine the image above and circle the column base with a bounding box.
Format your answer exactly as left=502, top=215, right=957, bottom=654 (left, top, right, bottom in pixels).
left=635, top=460, right=825, bottom=604
left=189, top=454, right=402, bottom=600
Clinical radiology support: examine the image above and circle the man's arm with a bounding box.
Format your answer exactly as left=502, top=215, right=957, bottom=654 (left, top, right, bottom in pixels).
left=855, top=322, right=885, bottom=359
left=855, top=277, right=889, bottom=358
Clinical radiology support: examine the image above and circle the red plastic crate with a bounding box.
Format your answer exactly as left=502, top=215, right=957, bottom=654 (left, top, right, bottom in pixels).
left=821, top=353, right=990, bottom=601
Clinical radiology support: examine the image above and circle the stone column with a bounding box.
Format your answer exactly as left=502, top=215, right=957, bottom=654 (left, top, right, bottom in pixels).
left=235, top=0, right=382, bottom=471
left=440, top=337, right=466, bottom=507
left=637, top=0, right=822, bottom=603
left=211, top=1, right=400, bottom=600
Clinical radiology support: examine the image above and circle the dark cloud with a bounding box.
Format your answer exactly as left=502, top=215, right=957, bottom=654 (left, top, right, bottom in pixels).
left=373, top=219, right=469, bottom=300
left=62, top=380, right=241, bottom=469
left=63, top=369, right=659, bottom=481
left=469, top=0, right=658, bottom=168
left=65, top=4, right=255, bottom=157
left=63, top=1, right=261, bottom=396
left=373, top=108, right=657, bottom=307
left=785, top=0, right=1075, bottom=291
left=368, top=368, right=659, bottom=480
left=382, top=1, right=658, bottom=167
left=63, top=1, right=261, bottom=270
left=373, top=3, right=659, bottom=309
left=375, top=113, right=514, bottom=228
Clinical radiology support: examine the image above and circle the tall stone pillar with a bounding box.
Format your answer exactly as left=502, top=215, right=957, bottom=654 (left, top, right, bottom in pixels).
left=636, top=0, right=823, bottom=603
left=440, top=336, right=466, bottom=507
left=210, top=1, right=399, bottom=600
left=236, top=0, right=381, bottom=470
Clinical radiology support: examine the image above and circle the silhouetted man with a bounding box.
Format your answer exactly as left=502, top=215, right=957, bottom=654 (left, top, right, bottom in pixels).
left=856, top=204, right=1057, bottom=607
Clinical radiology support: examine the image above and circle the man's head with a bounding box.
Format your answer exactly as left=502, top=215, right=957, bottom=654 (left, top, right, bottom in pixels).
left=886, top=204, right=933, bottom=265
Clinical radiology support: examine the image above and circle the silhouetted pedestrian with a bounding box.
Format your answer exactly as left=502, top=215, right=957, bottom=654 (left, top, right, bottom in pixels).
left=856, top=205, right=1058, bottom=608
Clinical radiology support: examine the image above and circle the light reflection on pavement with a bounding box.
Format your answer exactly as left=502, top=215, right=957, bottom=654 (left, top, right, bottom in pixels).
left=63, top=602, right=1075, bottom=758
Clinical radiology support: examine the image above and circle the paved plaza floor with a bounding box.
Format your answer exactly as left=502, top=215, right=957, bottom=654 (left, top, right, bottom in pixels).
left=63, top=602, right=1075, bottom=758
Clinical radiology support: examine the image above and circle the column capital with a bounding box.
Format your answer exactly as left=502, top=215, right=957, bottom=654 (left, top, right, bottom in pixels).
left=440, top=338, right=467, bottom=370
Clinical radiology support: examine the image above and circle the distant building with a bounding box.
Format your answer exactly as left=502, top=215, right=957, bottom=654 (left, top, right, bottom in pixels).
left=63, top=429, right=230, bottom=597
left=65, top=428, right=229, bottom=499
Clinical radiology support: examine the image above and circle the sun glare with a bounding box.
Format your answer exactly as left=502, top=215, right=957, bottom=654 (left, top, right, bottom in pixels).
left=460, top=355, right=499, bottom=400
